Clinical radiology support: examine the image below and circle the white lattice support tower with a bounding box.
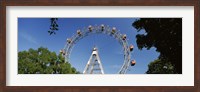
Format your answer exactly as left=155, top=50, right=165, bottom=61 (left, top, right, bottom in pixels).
left=83, top=47, right=104, bottom=74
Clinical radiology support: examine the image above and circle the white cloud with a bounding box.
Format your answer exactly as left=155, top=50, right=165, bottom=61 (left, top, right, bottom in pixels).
left=111, top=64, right=121, bottom=69
left=19, top=32, right=39, bottom=45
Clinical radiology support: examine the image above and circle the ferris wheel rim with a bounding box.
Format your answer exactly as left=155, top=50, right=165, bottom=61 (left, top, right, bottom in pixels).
left=62, top=24, right=134, bottom=74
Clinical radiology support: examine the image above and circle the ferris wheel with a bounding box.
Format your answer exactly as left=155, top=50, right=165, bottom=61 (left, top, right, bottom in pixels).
left=60, top=24, right=136, bottom=74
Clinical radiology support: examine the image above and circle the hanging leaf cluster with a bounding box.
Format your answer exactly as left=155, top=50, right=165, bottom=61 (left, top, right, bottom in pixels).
left=48, top=18, right=59, bottom=35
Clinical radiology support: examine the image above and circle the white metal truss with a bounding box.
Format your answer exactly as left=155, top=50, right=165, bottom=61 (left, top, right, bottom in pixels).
left=83, top=47, right=104, bottom=74
left=61, top=24, right=135, bottom=74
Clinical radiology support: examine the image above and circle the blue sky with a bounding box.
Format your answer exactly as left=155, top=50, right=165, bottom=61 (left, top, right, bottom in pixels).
left=18, top=18, right=160, bottom=74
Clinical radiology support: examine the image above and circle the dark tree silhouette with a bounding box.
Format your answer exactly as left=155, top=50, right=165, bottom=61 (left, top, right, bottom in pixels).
left=48, top=18, right=59, bottom=35
left=132, top=18, right=182, bottom=74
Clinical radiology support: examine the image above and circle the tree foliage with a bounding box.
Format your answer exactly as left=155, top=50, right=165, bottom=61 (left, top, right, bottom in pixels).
left=48, top=18, right=59, bottom=35
left=132, top=18, right=182, bottom=74
left=18, top=47, right=80, bottom=74
left=146, top=59, right=175, bottom=74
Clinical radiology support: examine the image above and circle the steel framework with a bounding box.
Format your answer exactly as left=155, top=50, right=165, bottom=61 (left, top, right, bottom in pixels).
left=83, top=47, right=104, bottom=74
left=60, top=24, right=135, bottom=74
